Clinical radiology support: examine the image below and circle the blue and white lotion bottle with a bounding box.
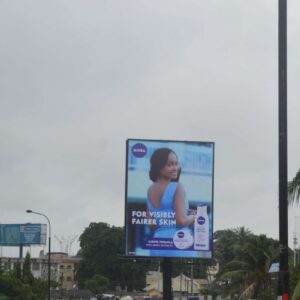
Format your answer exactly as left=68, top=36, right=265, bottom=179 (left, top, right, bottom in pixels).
left=194, top=205, right=209, bottom=251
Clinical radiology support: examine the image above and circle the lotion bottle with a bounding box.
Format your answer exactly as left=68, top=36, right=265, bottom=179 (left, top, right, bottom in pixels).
left=194, top=205, right=209, bottom=250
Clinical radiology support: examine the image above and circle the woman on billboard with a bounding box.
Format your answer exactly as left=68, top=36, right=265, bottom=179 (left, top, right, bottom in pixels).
left=147, top=148, right=195, bottom=244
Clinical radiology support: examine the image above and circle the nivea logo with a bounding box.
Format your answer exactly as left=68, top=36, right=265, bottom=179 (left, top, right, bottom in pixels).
left=177, top=231, right=185, bottom=238
left=132, top=143, right=147, bottom=158
left=197, top=216, right=205, bottom=225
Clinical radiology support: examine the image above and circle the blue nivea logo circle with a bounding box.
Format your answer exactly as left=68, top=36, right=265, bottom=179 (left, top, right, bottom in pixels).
left=197, top=216, right=205, bottom=225
left=177, top=231, right=185, bottom=238
left=132, top=143, right=147, bottom=158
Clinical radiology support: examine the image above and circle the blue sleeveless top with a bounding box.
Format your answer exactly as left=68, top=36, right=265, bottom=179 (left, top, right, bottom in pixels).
left=147, top=182, right=189, bottom=238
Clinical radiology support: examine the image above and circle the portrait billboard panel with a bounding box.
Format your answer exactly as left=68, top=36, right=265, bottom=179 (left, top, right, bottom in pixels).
left=125, top=139, right=214, bottom=258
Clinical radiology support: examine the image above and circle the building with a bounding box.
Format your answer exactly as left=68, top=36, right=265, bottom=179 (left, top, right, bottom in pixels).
left=206, top=263, right=219, bottom=283
left=0, top=251, right=81, bottom=290
left=145, top=271, right=208, bottom=299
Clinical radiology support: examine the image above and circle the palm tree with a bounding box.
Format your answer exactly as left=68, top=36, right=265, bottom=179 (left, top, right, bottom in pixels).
left=219, top=233, right=278, bottom=300
left=292, top=271, right=300, bottom=300
left=288, top=169, right=300, bottom=205
left=289, top=169, right=300, bottom=298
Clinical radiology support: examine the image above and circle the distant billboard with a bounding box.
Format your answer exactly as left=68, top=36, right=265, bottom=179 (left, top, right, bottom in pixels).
left=0, top=224, right=47, bottom=246
left=125, top=139, right=214, bottom=258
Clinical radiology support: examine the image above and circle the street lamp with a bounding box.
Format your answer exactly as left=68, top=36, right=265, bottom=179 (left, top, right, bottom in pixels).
left=278, top=0, right=289, bottom=297
left=26, top=209, right=51, bottom=300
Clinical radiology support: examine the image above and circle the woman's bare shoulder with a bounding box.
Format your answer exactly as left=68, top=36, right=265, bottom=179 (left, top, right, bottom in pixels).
left=147, top=183, right=156, bottom=197
left=175, top=181, right=184, bottom=190
left=174, top=182, right=185, bottom=196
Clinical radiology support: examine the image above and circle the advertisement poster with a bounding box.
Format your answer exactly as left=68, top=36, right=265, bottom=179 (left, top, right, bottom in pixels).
left=0, top=224, right=47, bottom=246
left=125, top=139, right=214, bottom=258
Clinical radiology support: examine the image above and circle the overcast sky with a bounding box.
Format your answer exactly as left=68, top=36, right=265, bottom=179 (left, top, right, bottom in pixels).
left=1, top=0, right=300, bottom=257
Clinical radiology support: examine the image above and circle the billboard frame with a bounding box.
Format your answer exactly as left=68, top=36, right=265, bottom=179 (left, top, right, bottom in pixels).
left=124, top=138, right=215, bottom=259
left=0, top=223, right=47, bottom=246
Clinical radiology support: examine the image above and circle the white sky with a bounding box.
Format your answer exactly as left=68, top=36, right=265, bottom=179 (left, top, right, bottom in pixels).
left=1, top=0, right=300, bottom=257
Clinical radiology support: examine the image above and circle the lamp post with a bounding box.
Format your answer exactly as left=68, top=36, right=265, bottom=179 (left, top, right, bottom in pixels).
left=26, top=209, right=51, bottom=300
left=278, top=0, right=289, bottom=298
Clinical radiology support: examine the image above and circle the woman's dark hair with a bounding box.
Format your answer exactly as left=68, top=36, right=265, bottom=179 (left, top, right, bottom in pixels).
left=149, top=148, right=181, bottom=182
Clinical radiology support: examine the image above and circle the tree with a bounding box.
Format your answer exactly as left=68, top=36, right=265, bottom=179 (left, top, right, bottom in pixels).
left=292, top=279, right=300, bottom=300
left=215, top=228, right=279, bottom=299
left=31, top=279, right=48, bottom=300
left=288, top=169, right=300, bottom=205
left=290, top=266, right=300, bottom=299
left=22, top=253, right=34, bottom=285
left=13, top=262, right=21, bottom=280
left=84, top=274, right=109, bottom=294
left=76, top=222, right=149, bottom=291
left=0, top=272, right=33, bottom=299
left=214, top=229, right=240, bottom=273
left=288, top=169, right=300, bottom=299
left=0, top=253, right=47, bottom=299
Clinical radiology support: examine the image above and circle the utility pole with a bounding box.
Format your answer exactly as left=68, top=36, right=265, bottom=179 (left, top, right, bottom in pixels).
left=278, top=0, right=289, bottom=298
left=162, top=258, right=172, bottom=300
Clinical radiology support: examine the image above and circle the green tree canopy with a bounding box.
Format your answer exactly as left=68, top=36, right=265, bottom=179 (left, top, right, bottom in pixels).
left=288, top=169, right=300, bottom=205
left=76, top=222, right=149, bottom=291
left=0, top=253, right=47, bottom=299
left=214, top=227, right=279, bottom=300
left=22, top=253, right=34, bottom=285
left=84, top=274, right=109, bottom=294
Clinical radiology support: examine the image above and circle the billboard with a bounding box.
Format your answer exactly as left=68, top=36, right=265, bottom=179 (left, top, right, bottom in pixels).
left=0, top=224, right=47, bottom=246
left=125, top=139, right=214, bottom=258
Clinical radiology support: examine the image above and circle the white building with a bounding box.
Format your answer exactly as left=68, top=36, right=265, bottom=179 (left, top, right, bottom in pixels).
left=145, top=271, right=209, bottom=299
left=0, top=251, right=81, bottom=290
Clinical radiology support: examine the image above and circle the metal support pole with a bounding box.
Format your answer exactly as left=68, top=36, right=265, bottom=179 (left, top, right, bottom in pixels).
left=278, top=0, right=289, bottom=298
left=19, top=245, right=23, bottom=259
left=162, top=258, right=172, bottom=300
left=26, top=210, right=51, bottom=300
left=191, top=260, right=194, bottom=295
left=48, top=235, right=51, bottom=300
